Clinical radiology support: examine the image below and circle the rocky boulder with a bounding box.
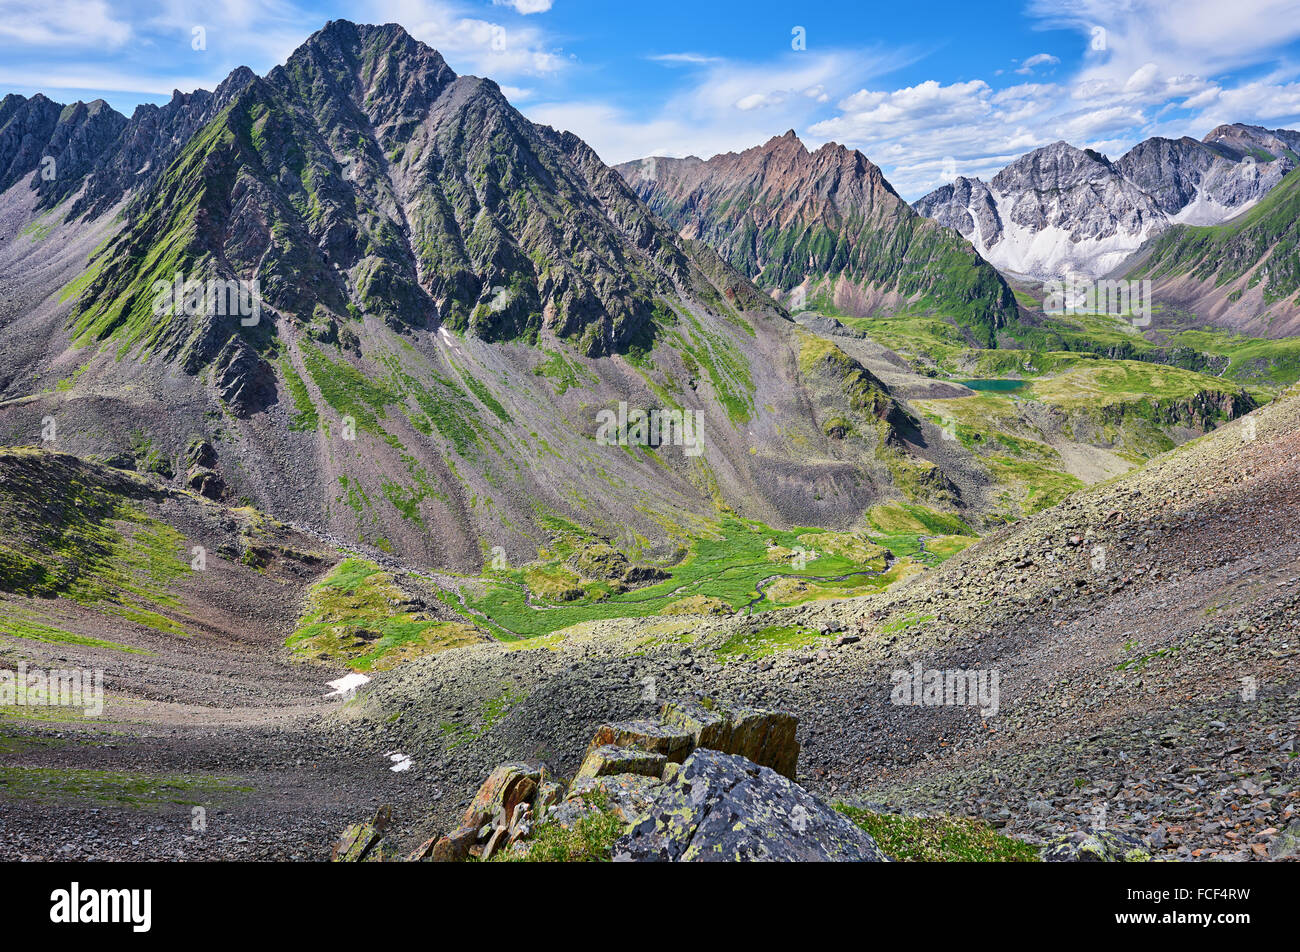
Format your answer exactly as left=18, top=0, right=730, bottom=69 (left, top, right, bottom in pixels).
left=1040, top=829, right=1151, bottom=862
left=614, top=749, right=887, bottom=862
left=661, top=698, right=800, bottom=779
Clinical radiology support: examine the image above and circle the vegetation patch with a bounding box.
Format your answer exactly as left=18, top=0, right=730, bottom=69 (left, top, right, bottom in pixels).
left=288, top=558, right=482, bottom=670
left=0, top=616, right=149, bottom=655
left=0, top=767, right=252, bottom=808
left=835, top=805, right=1040, bottom=862
left=714, top=623, right=827, bottom=660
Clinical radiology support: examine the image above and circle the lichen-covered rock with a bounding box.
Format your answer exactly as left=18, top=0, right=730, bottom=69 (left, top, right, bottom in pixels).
left=614, top=748, right=887, bottom=862
left=660, top=698, right=800, bottom=779
left=332, top=805, right=394, bottom=862
left=430, top=825, right=478, bottom=862
left=185, top=465, right=225, bottom=500
left=1269, top=818, right=1300, bottom=860
left=660, top=698, right=730, bottom=750
left=586, top=719, right=695, bottom=764
left=557, top=773, right=665, bottom=826
left=1040, top=829, right=1151, bottom=862
left=407, top=837, right=437, bottom=862
left=575, top=744, right=667, bottom=782
left=535, top=780, right=564, bottom=813
left=462, top=762, right=541, bottom=829
left=723, top=706, right=800, bottom=780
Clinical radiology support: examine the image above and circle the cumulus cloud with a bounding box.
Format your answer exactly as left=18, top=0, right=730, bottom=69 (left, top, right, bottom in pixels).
left=375, top=0, right=568, bottom=76
left=526, top=46, right=921, bottom=166
left=798, top=0, right=1300, bottom=197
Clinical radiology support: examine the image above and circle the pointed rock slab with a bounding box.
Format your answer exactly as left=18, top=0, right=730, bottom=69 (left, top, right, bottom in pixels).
left=332, top=822, right=385, bottom=862
left=585, top=719, right=695, bottom=763
left=575, top=744, right=667, bottom=782
left=407, top=837, right=438, bottom=862
left=332, top=805, right=394, bottom=862
left=535, top=780, right=564, bottom=813
left=661, top=699, right=800, bottom=779
left=614, top=748, right=887, bottom=862
left=725, top=706, right=800, bottom=780
left=462, top=762, right=541, bottom=830
left=481, top=825, right=510, bottom=861
left=660, top=698, right=730, bottom=750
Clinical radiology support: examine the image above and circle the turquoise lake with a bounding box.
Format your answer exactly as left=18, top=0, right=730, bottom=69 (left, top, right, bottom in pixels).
left=957, top=379, right=1029, bottom=392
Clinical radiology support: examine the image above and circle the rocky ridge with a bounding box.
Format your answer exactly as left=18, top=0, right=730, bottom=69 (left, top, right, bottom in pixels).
left=914, top=124, right=1299, bottom=280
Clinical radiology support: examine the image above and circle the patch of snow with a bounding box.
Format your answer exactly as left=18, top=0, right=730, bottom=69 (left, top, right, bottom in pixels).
left=386, top=751, right=412, bottom=773
left=1170, top=190, right=1257, bottom=226
left=325, top=672, right=370, bottom=698
left=437, top=326, right=463, bottom=354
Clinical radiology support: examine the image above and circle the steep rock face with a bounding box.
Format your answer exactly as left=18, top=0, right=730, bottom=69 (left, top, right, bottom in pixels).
left=0, top=95, right=128, bottom=204
left=914, top=124, right=1299, bottom=280
left=915, top=141, right=1166, bottom=280
left=70, top=20, right=702, bottom=361
left=617, top=132, right=1017, bottom=347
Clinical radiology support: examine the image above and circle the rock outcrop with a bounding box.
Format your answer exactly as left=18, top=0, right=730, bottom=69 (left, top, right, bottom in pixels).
left=333, top=698, right=879, bottom=862
left=614, top=748, right=887, bottom=862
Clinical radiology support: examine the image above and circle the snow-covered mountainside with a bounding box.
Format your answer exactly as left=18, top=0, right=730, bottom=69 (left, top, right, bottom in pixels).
left=914, top=124, right=1300, bottom=281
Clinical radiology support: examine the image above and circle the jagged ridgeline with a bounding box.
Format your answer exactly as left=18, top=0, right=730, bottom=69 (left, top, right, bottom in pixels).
left=1, top=21, right=950, bottom=571
left=69, top=21, right=698, bottom=360
left=616, top=133, right=1019, bottom=347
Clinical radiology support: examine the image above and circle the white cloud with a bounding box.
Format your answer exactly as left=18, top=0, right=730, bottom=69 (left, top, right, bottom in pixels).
left=648, top=52, right=723, bottom=65
left=1016, top=52, right=1060, bottom=74
left=527, top=47, right=922, bottom=167
left=1030, top=0, right=1300, bottom=81
left=371, top=0, right=568, bottom=77
left=0, top=0, right=131, bottom=47
left=493, top=0, right=553, bottom=12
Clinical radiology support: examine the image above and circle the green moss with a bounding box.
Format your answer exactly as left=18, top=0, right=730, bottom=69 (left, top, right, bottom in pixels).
left=300, top=342, right=394, bottom=438
left=287, top=558, right=481, bottom=671
left=439, top=686, right=526, bottom=748
left=534, top=348, right=595, bottom=395
left=0, top=451, right=191, bottom=635
left=458, top=371, right=512, bottom=424
left=835, top=805, right=1040, bottom=861
left=0, top=767, right=251, bottom=808
left=0, top=617, right=150, bottom=655
left=278, top=357, right=319, bottom=431
left=714, top=623, right=827, bottom=660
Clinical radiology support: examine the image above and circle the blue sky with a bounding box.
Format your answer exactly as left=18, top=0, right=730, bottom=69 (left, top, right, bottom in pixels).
left=3, top=0, right=1300, bottom=198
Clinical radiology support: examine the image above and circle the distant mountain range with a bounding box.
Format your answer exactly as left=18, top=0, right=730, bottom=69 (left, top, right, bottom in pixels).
left=913, top=124, right=1300, bottom=282
left=616, top=133, right=1018, bottom=347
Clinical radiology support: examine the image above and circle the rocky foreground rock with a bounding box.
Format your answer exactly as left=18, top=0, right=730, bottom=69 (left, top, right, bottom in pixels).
left=333, top=698, right=883, bottom=862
